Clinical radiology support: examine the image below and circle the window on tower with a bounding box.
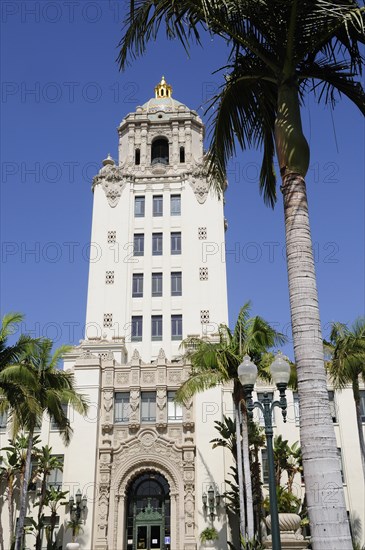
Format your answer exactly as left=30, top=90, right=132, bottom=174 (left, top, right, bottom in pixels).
left=47, top=456, right=64, bottom=491
left=171, top=232, right=181, bottom=255
left=167, top=391, right=183, bottom=422
left=152, top=273, right=163, bottom=297
left=170, top=194, right=181, bottom=216
left=141, top=392, right=156, bottom=422
left=131, top=316, right=143, bottom=341
left=151, top=315, right=163, bottom=341
left=134, top=197, right=145, bottom=217
left=153, top=195, right=163, bottom=216
left=179, top=146, right=185, bottom=163
left=135, top=148, right=141, bottom=165
left=152, top=233, right=163, bottom=255
left=171, top=314, right=182, bottom=340
left=114, top=392, right=130, bottom=423
left=132, top=274, right=144, bottom=297
left=171, top=272, right=182, bottom=296
left=151, top=137, right=169, bottom=165
left=133, top=234, right=144, bottom=256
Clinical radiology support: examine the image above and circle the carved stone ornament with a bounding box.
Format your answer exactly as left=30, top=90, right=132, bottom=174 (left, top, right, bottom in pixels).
left=92, top=165, right=134, bottom=208
left=80, top=348, right=93, bottom=359
left=106, top=350, right=114, bottom=361
left=189, top=165, right=210, bottom=204
left=142, top=371, right=155, bottom=384
left=138, top=430, right=158, bottom=448
left=168, top=371, right=182, bottom=385
left=116, top=372, right=129, bottom=385
left=157, top=389, right=166, bottom=410
left=158, top=348, right=166, bottom=360
left=103, top=390, right=113, bottom=412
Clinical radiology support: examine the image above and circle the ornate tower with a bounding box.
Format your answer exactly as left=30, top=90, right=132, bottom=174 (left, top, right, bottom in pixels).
left=63, top=78, right=231, bottom=550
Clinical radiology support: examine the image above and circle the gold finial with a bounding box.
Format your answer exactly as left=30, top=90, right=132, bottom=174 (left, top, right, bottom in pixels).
left=155, top=76, right=172, bottom=99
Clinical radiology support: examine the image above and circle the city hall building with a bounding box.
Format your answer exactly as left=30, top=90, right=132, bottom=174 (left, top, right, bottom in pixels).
left=1, top=78, right=364, bottom=550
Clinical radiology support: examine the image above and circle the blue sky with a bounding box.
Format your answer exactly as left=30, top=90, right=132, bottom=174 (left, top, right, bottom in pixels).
left=1, top=1, right=364, bottom=358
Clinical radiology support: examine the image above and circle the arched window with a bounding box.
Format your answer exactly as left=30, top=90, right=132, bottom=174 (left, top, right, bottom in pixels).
left=151, top=138, right=169, bottom=165
left=126, top=471, right=171, bottom=550
left=135, top=148, right=140, bottom=165
left=179, top=146, right=185, bottom=163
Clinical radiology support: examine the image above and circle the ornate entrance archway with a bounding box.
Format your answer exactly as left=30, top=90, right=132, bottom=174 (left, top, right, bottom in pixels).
left=126, top=471, right=171, bottom=550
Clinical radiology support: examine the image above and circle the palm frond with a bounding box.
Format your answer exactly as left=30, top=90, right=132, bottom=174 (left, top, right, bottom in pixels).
left=205, top=62, right=278, bottom=206
left=326, top=318, right=365, bottom=389
left=303, top=60, right=365, bottom=114
left=175, top=369, right=227, bottom=403
left=0, top=313, right=23, bottom=341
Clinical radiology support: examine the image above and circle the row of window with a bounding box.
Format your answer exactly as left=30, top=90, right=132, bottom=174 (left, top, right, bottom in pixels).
left=131, top=315, right=182, bottom=341
left=133, top=272, right=182, bottom=298
left=0, top=405, right=68, bottom=432
left=115, top=391, right=182, bottom=423
left=134, top=232, right=181, bottom=256
left=135, top=195, right=181, bottom=218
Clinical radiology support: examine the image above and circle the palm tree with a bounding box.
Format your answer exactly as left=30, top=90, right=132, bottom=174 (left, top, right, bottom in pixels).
left=0, top=313, right=39, bottom=426
left=34, top=448, right=64, bottom=550
left=118, top=3, right=364, bottom=547
left=176, top=302, right=285, bottom=542
left=0, top=338, right=89, bottom=550
left=43, top=487, right=69, bottom=550
left=211, top=417, right=266, bottom=540
left=0, top=434, right=40, bottom=548
left=0, top=446, right=18, bottom=548
left=325, top=318, right=365, bottom=477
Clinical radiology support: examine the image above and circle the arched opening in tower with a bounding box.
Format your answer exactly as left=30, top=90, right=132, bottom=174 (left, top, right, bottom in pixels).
left=151, top=138, right=169, bottom=165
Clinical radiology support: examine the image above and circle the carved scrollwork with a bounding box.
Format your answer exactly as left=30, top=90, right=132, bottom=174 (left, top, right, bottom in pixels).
left=103, top=390, right=113, bottom=412
left=189, top=165, right=210, bottom=204
left=156, top=389, right=166, bottom=410
left=92, top=165, right=134, bottom=208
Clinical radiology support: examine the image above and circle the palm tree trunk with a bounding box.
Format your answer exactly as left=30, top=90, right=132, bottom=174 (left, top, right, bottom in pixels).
left=15, top=431, right=33, bottom=550
left=281, top=170, right=352, bottom=549
left=352, top=379, right=365, bottom=478
left=235, top=405, right=246, bottom=545
left=46, top=510, right=57, bottom=550
left=8, top=478, right=15, bottom=547
left=252, top=446, right=263, bottom=540
left=35, top=474, right=48, bottom=550
left=239, top=406, right=254, bottom=540
left=276, top=83, right=352, bottom=549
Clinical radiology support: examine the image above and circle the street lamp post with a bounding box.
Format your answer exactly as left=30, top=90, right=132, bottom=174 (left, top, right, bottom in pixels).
left=202, top=485, right=221, bottom=519
left=237, top=352, right=291, bottom=550
left=69, top=489, right=87, bottom=524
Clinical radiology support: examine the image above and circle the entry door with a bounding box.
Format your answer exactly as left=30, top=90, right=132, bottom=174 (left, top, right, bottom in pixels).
left=136, top=524, right=162, bottom=550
